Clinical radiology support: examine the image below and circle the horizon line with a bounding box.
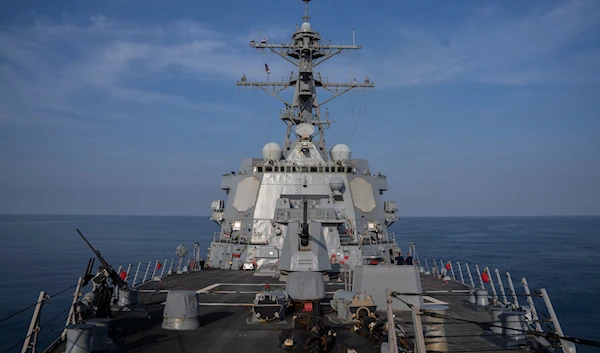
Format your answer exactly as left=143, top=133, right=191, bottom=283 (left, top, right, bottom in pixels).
left=1, top=213, right=599, bottom=218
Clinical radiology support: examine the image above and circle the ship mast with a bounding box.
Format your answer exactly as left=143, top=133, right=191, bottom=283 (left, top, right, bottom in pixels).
left=237, top=0, right=373, bottom=159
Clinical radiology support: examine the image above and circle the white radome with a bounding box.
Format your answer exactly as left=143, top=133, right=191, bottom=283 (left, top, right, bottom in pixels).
left=330, top=144, right=351, bottom=162
left=262, top=142, right=283, bottom=161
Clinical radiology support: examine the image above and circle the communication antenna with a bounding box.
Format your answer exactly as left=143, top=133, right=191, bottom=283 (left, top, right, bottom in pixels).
left=303, top=0, right=310, bottom=22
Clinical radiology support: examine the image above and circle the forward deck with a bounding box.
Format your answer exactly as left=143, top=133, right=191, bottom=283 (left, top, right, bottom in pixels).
left=47, top=268, right=541, bottom=353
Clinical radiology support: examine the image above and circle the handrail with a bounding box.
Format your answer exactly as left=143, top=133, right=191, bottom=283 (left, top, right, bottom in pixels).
left=8, top=245, right=203, bottom=353
left=422, top=256, right=581, bottom=353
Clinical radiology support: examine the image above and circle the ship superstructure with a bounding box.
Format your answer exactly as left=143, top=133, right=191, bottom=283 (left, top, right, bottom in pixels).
left=207, top=0, right=399, bottom=274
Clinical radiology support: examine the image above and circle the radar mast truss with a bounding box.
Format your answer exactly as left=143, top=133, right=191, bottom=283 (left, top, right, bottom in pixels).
left=237, top=0, right=373, bottom=157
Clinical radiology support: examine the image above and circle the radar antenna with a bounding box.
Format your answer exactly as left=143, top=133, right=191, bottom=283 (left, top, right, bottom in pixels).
left=237, top=0, right=373, bottom=158
left=303, top=0, right=310, bottom=22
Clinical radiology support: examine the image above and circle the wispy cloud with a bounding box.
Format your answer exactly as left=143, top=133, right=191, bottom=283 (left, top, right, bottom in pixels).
left=375, top=0, right=600, bottom=86
left=1, top=1, right=597, bottom=133
left=0, top=15, right=302, bottom=130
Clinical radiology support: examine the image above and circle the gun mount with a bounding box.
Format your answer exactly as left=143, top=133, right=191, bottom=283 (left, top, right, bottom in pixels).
left=76, top=229, right=129, bottom=291
left=300, top=199, right=310, bottom=247
left=279, top=198, right=331, bottom=275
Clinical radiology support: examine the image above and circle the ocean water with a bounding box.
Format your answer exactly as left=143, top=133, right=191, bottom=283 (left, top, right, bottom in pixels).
left=0, top=215, right=599, bottom=352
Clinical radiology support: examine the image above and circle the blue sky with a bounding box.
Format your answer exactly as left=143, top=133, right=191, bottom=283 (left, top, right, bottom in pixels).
left=0, top=0, right=598, bottom=216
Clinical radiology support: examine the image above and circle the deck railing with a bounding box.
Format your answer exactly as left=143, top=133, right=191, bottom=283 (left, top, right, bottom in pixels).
left=2, top=249, right=205, bottom=353
left=418, top=257, right=577, bottom=353
left=6, top=243, right=593, bottom=353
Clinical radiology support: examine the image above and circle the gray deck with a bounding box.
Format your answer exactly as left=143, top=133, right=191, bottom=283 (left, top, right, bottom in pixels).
left=50, top=269, right=542, bottom=353
left=115, top=270, right=377, bottom=353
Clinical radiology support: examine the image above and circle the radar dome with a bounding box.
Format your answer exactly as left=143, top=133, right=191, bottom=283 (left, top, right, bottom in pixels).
left=330, top=144, right=351, bottom=162
left=262, top=142, right=283, bottom=161
left=301, top=22, right=312, bottom=31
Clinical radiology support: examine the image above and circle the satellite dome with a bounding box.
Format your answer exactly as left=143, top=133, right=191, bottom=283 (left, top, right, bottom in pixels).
left=330, top=144, right=351, bottom=162
left=262, top=142, right=283, bottom=161
left=301, top=22, right=312, bottom=31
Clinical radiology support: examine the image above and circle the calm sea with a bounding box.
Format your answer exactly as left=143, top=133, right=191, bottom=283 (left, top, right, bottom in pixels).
left=0, top=215, right=598, bottom=352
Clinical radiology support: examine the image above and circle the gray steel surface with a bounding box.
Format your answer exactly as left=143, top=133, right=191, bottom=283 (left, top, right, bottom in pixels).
left=44, top=269, right=539, bottom=353
left=206, top=0, right=398, bottom=273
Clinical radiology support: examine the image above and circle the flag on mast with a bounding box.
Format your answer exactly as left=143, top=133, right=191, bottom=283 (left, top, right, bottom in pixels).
left=265, top=63, right=270, bottom=74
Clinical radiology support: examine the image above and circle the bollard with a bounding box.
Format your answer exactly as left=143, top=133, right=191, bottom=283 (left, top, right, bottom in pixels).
left=421, top=304, right=449, bottom=352
left=84, top=318, right=113, bottom=352
left=501, top=311, right=527, bottom=340
left=488, top=307, right=506, bottom=335
left=65, top=323, right=95, bottom=353
left=475, top=290, right=489, bottom=306
left=468, top=289, right=477, bottom=304
left=117, top=288, right=139, bottom=306
left=162, top=290, right=200, bottom=330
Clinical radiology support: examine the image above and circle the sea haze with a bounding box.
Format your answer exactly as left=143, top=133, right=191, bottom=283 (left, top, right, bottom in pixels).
left=0, top=215, right=598, bottom=352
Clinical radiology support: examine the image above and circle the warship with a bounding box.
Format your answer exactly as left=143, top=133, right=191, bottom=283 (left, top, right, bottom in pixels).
left=6, top=1, right=599, bottom=353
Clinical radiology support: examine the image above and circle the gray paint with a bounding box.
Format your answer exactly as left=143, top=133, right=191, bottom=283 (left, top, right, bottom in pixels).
left=279, top=221, right=331, bottom=272
left=352, top=265, right=424, bottom=311
left=206, top=8, right=399, bottom=273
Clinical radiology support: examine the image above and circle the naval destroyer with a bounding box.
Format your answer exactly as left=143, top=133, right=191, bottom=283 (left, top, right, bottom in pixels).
left=7, top=1, right=597, bottom=353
